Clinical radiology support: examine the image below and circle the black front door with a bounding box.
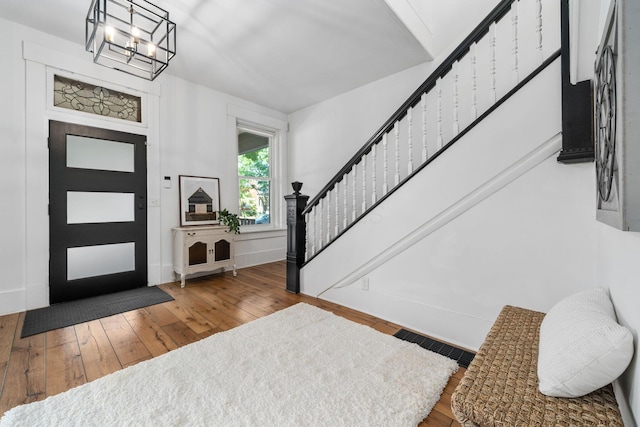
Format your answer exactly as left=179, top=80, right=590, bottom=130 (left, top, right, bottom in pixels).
left=49, top=120, right=147, bottom=304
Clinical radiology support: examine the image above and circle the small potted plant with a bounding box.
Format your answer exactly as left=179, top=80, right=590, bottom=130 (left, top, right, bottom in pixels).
left=218, top=209, right=240, bottom=234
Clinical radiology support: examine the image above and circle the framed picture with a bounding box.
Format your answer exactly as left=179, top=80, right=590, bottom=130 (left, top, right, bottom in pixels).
left=179, top=175, right=221, bottom=226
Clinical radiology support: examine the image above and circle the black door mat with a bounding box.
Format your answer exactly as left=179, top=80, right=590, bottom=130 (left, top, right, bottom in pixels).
left=394, top=328, right=475, bottom=368
left=21, top=286, right=174, bottom=338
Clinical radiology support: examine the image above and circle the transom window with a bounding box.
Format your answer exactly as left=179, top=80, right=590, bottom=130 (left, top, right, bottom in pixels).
left=53, top=75, right=141, bottom=122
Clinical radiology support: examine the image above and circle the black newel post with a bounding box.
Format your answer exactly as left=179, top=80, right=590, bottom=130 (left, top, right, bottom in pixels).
left=557, top=0, right=594, bottom=164
left=284, top=182, right=309, bottom=293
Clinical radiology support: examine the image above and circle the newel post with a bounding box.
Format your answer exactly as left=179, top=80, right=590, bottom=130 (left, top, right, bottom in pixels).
left=557, top=0, right=594, bottom=163
left=284, top=182, right=309, bottom=293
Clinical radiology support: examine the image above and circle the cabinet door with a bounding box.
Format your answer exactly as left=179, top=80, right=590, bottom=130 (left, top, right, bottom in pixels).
left=214, top=239, right=231, bottom=261
left=188, top=240, right=208, bottom=266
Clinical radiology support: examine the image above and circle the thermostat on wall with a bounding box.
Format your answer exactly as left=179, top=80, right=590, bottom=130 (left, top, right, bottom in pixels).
left=163, top=176, right=171, bottom=189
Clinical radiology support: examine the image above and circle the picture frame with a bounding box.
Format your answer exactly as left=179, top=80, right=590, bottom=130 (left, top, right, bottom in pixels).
left=179, top=175, right=221, bottom=226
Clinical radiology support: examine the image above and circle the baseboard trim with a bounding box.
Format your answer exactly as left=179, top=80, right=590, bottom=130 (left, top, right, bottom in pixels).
left=235, top=248, right=285, bottom=269
left=25, top=283, right=49, bottom=311
left=0, top=289, right=26, bottom=316
left=317, top=133, right=563, bottom=296
left=320, top=287, right=489, bottom=350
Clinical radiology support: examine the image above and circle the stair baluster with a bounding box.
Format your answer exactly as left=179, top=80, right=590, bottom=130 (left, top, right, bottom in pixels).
left=343, top=175, right=348, bottom=229
left=490, top=22, right=497, bottom=102
left=536, top=0, right=543, bottom=64
left=305, top=211, right=311, bottom=260
left=335, top=182, right=339, bottom=236
left=407, top=107, right=414, bottom=174
left=436, top=77, right=443, bottom=150
left=512, top=1, right=520, bottom=83
left=362, top=155, right=367, bottom=213
left=453, top=61, right=460, bottom=136
left=383, top=133, right=389, bottom=195
left=394, top=122, right=400, bottom=185
left=471, top=42, right=478, bottom=120
left=351, top=167, right=357, bottom=221
left=318, top=198, right=324, bottom=251
left=326, top=188, right=331, bottom=244
left=421, top=93, right=428, bottom=162
left=372, top=144, right=378, bottom=205
left=310, top=209, right=316, bottom=257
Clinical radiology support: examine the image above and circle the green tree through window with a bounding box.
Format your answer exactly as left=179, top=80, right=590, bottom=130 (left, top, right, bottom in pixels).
left=238, top=132, right=270, bottom=225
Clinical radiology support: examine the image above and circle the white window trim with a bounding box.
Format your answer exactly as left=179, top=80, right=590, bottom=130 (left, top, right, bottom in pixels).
left=237, top=123, right=273, bottom=228
left=227, top=105, right=288, bottom=232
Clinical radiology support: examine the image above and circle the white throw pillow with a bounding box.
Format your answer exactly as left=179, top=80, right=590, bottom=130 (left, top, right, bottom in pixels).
left=537, top=288, right=634, bottom=398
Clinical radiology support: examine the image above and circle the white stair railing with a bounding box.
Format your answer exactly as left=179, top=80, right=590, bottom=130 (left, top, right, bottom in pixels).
left=303, top=0, right=561, bottom=262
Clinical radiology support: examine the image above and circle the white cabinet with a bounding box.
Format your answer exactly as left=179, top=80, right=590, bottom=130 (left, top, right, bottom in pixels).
left=172, top=226, right=236, bottom=288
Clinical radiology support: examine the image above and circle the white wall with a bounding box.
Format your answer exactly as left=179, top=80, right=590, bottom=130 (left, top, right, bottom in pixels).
left=597, top=227, right=640, bottom=422
left=576, top=1, right=639, bottom=422
left=569, top=0, right=612, bottom=84
left=408, top=0, right=498, bottom=56
left=157, top=74, right=289, bottom=282
left=0, top=17, right=287, bottom=316
left=0, top=20, right=27, bottom=316
left=315, top=155, right=596, bottom=348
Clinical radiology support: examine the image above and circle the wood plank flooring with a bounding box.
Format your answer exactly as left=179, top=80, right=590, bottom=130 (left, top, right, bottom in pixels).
left=0, top=261, right=466, bottom=426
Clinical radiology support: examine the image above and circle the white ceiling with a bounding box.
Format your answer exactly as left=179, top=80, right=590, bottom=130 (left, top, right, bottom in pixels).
left=0, top=0, right=497, bottom=113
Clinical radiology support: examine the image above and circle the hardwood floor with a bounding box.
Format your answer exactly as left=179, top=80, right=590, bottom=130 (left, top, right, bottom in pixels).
left=0, top=261, right=465, bottom=426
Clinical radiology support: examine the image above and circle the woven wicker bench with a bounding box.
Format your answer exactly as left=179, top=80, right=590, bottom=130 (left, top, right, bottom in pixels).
left=451, top=305, right=624, bottom=426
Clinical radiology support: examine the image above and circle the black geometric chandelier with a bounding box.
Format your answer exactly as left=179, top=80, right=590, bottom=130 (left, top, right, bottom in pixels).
left=85, top=0, right=176, bottom=81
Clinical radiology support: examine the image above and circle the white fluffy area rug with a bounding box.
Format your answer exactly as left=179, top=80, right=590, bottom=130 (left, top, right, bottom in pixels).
left=0, top=303, right=458, bottom=427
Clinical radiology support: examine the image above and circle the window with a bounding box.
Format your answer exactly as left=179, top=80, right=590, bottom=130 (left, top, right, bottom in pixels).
left=53, top=75, right=141, bottom=122
left=229, top=105, right=287, bottom=231
left=238, top=128, right=273, bottom=226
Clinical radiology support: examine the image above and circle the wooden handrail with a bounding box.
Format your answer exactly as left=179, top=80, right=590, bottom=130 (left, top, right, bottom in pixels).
left=302, top=0, right=517, bottom=214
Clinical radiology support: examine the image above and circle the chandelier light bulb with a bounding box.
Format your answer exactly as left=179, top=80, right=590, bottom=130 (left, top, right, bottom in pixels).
left=131, top=26, right=141, bottom=43
left=148, top=43, right=156, bottom=58
left=105, top=25, right=115, bottom=43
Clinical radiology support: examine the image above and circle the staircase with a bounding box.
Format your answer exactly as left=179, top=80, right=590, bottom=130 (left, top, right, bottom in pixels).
left=286, top=0, right=593, bottom=349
